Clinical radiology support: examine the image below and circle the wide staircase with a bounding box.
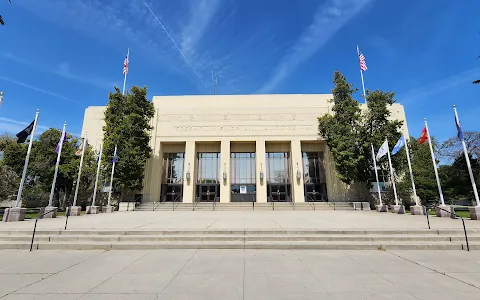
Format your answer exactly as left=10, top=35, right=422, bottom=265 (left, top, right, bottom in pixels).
left=1, top=228, right=478, bottom=250
left=135, top=201, right=356, bottom=211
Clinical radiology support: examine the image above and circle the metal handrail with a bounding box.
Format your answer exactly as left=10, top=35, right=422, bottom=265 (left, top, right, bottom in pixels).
left=252, top=193, right=255, bottom=211
left=288, top=195, right=295, bottom=210
left=435, top=206, right=470, bottom=251
left=30, top=207, right=59, bottom=252
left=306, top=194, right=316, bottom=210
left=213, top=197, right=219, bottom=211
left=172, top=194, right=182, bottom=211
left=193, top=196, right=199, bottom=211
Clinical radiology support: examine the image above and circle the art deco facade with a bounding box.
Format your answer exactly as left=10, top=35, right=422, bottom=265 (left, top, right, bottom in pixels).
left=81, top=94, right=408, bottom=203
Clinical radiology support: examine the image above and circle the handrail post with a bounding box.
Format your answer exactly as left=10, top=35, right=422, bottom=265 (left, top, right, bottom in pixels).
left=461, top=217, right=470, bottom=251
left=425, top=206, right=431, bottom=229
left=30, top=219, right=38, bottom=252
left=64, top=207, right=70, bottom=230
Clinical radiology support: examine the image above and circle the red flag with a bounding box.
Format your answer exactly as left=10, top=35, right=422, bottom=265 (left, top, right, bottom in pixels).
left=418, top=127, right=428, bottom=144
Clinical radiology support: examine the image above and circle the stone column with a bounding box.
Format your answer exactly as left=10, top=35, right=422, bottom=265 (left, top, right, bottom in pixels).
left=143, top=142, right=163, bottom=203
left=256, top=140, right=267, bottom=203
left=220, top=140, right=231, bottom=203
left=183, top=141, right=196, bottom=203
left=290, top=139, right=305, bottom=203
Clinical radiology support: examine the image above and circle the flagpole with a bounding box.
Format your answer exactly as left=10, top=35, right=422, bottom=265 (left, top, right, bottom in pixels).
left=15, top=109, right=39, bottom=208
left=453, top=106, right=480, bottom=206
left=357, top=45, right=366, bottom=103
left=92, top=146, right=102, bottom=207
left=371, top=144, right=383, bottom=206
left=72, top=132, right=87, bottom=208
left=403, top=137, right=419, bottom=206
left=106, top=145, right=117, bottom=209
left=48, top=122, right=66, bottom=208
left=122, top=48, right=129, bottom=95
left=424, top=118, right=445, bottom=206
left=385, top=139, right=399, bottom=206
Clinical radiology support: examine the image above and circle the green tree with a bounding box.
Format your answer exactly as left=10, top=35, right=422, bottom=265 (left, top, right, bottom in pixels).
left=318, top=71, right=362, bottom=184
left=0, top=128, right=97, bottom=208
left=439, top=131, right=480, bottom=162
left=439, top=154, right=480, bottom=204
left=318, top=71, right=404, bottom=192
left=0, top=164, right=17, bottom=201
left=102, top=86, right=155, bottom=199
left=397, top=137, right=440, bottom=207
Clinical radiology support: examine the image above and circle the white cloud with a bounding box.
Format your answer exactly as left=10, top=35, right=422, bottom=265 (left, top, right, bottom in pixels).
left=258, top=0, right=374, bottom=93
left=180, top=0, right=221, bottom=57
left=399, top=67, right=480, bottom=103
left=0, top=76, right=81, bottom=105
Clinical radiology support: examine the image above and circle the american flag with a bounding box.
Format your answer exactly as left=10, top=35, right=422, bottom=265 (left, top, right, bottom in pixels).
left=358, top=49, right=367, bottom=72
left=123, top=55, right=129, bottom=75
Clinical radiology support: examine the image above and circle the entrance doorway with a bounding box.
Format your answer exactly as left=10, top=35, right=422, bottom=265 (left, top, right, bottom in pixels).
left=196, top=184, right=219, bottom=202
left=302, top=151, right=328, bottom=202
left=266, top=152, right=291, bottom=202
left=161, top=152, right=185, bottom=202
left=196, top=152, right=221, bottom=202
left=267, top=184, right=291, bottom=202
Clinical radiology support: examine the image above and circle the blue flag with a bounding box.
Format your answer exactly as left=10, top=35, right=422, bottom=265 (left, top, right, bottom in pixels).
left=96, top=147, right=102, bottom=163
left=455, top=113, right=464, bottom=141
left=391, top=135, right=406, bottom=155
left=112, top=153, right=118, bottom=163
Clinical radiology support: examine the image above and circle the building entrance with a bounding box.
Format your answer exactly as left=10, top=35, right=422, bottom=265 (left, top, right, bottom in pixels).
left=196, top=152, right=221, bottom=202
left=161, top=152, right=185, bottom=202
left=266, top=152, right=291, bottom=202
left=267, top=184, right=291, bottom=202
left=196, top=184, right=219, bottom=202
left=302, top=151, right=328, bottom=202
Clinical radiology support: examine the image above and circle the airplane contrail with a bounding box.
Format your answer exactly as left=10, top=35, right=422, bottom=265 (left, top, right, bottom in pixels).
left=144, top=2, right=209, bottom=90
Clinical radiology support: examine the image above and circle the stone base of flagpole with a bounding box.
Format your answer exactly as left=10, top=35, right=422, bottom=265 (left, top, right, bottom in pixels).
left=69, top=206, right=82, bottom=216
left=393, top=205, right=405, bottom=214
left=104, top=205, right=114, bottom=213
left=2, top=207, right=26, bottom=222
left=86, top=206, right=100, bottom=214
left=436, top=205, right=454, bottom=218
left=40, top=206, right=57, bottom=218
left=469, top=206, right=480, bottom=220
left=376, top=204, right=388, bottom=212
left=410, top=205, right=425, bottom=215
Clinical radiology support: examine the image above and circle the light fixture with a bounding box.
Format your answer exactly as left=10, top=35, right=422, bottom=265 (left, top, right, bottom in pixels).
left=223, top=163, right=227, bottom=182
left=296, top=162, right=302, bottom=180
left=186, top=163, right=191, bottom=181
left=260, top=163, right=264, bottom=181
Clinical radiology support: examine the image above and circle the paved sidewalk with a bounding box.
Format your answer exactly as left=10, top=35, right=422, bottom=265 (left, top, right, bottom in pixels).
left=0, top=249, right=479, bottom=299
left=1, top=210, right=480, bottom=231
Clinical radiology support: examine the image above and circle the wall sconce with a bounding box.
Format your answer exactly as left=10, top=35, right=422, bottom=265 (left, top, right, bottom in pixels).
left=185, top=163, right=191, bottom=182
left=260, top=163, right=264, bottom=182
left=296, top=162, right=302, bottom=180
left=223, top=163, right=227, bottom=183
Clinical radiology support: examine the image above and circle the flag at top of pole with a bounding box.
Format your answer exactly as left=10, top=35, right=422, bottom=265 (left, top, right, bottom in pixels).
left=122, top=48, right=130, bottom=95
left=453, top=105, right=479, bottom=207
left=356, top=45, right=367, bottom=103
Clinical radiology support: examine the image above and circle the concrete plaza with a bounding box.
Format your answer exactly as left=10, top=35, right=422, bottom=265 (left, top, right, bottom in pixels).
left=0, top=249, right=479, bottom=299
left=2, top=210, right=480, bottom=231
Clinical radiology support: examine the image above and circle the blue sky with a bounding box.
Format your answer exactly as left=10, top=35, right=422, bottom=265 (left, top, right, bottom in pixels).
left=0, top=0, right=479, bottom=142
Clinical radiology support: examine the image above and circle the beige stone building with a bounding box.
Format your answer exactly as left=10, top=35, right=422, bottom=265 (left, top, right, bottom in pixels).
left=81, top=94, right=408, bottom=204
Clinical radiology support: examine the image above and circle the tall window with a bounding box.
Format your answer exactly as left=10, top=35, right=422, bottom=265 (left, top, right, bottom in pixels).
left=231, top=153, right=256, bottom=184
left=302, top=152, right=326, bottom=184
left=197, top=153, right=221, bottom=184
left=162, top=153, right=184, bottom=184
left=266, top=152, right=290, bottom=183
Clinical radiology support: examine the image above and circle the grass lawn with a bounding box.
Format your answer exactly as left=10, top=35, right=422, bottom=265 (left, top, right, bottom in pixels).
left=426, top=209, right=470, bottom=219
left=24, top=211, right=86, bottom=219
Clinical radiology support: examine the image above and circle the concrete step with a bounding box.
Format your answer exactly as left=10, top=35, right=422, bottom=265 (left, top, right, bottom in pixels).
left=2, top=229, right=480, bottom=236
left=4, top=241, right=475, bottom=251
left=2, top=234, right=478, bottom=243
